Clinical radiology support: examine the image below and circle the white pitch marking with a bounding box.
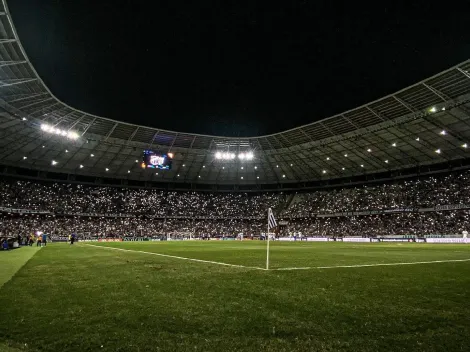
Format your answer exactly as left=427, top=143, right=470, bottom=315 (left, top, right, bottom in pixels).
left=273, top=258, right=470, bottom=271
left=83, top=244, right=267, bottom=270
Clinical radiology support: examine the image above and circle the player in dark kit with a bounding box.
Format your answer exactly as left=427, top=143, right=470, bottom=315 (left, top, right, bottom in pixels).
left=70, top=233, right=76, bottom=245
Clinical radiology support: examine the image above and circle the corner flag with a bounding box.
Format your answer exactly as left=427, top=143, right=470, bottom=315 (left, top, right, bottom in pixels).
left=266, top=208, right=277, bottom=270
left=268, top=208, right=277, bottom=230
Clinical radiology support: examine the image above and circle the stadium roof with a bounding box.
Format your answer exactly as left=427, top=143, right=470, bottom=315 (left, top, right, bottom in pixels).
left=0, top=1, right=470, bottom=188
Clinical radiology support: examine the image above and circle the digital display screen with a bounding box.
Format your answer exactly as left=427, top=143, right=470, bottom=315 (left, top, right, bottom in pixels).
left=142, top=150, right=173, bottom=170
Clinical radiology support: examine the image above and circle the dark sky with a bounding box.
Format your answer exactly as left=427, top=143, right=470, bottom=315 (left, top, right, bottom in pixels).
left=8, top=0, right=470, bottom=136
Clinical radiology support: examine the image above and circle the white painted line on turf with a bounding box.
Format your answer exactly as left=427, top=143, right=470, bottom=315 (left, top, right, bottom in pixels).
left=83, top=244, right=267, bottom=270
left=273, top=258, right=470, bottom=271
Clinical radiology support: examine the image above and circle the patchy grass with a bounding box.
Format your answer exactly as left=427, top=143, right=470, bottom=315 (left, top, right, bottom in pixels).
left=0, top=242, right=469, bottom=351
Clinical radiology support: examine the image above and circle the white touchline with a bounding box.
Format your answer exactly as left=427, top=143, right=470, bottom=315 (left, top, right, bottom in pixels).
left=83, top=244, right=267, bottom=270
left=273, top=258, right=470, bottom=271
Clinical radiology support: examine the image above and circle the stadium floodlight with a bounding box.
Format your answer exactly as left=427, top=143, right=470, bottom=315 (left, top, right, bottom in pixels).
left=203, top=165, right=206, bottom=168
left=430, top=107, right=437, bottom=113
left=80, top=165, right=84, bottom=168
left=392, top=143, right=397, bottom=147
left=128, top=170, right=130, bottom=173
left=416, top=137, right=420, bottom=141
left=276, top=165, right=279, bottom=168
left=435, top=149, right=441, bottom=154
left=245, top=152, right=254, bottom=160
left=51, top=160, right=58, bottom=166
left=360, top=164, right=364, bottom=167
left=42, top=145, right=45, bottom=148
left=367, top=148, right=372, bottom=152
left=90, top=154, right=94, bottom=157
left=326, top=157, right=330, bottom=160
left=241, top=176, right=243, bottom=179
left=241, top=166, right=244, bottom=169
left=385, top=160, right=389, bottom=163
left=254, top=166, right=258, bottom=169
left=257, top=176, right=260, bottom=179
left=342, top=167, right=345, bottom=170
left=198, top=175, right=201, bottom=178
left=177, top=174, right=180, bottom=177
left=135, top=160, right=138, bottom=163
left=282, top=174, right=286, bottom=178
left=344, top=154, right=348, bottom=157
left=156, top=172, right=159, bottom=175
left=290, top=163, right=293, bottom=166
left=462, top=143, right=468, bottom=148
left=238, top=153, right=245, bottom=160
left=222, top=166, right=225, bottom=169
left=322, top=170, right=326, bottom=174
left=440, top=130, right=447, bottom=135
left=215, top=152, right=222, bottom=159
left=105, top=168, right=109, bottom=171
left=65, top=149, right=69, bottom=153
left=442, top=107, right=446, bottom=111
left=183, top=164, right=185, bottom=167
left=230, top=153, right=235, bottom=159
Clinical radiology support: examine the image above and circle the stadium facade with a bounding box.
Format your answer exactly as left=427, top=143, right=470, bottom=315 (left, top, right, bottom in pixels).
left=0, top=1, right=470, bottom=191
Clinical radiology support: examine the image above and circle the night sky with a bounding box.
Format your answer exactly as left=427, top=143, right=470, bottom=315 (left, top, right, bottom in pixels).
left=8, top=1, right=470, bottom=136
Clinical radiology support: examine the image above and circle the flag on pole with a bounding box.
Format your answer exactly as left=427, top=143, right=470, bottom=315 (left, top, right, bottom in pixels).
left=268, top=208, right=277, bottom=230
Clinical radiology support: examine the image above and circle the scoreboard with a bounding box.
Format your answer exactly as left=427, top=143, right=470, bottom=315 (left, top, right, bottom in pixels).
left=142, top=150, right=173, bottom=170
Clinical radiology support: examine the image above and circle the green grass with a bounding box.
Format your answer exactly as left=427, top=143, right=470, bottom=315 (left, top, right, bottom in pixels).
left=0, top=242, right=470, bottom=351
left=0, top=246, right=40, bottom=287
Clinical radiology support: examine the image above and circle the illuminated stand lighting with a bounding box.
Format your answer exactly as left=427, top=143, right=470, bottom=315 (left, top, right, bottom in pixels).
left=41, top=124, right=79, bottom=140
left=215, top=152, right=253, bottom=160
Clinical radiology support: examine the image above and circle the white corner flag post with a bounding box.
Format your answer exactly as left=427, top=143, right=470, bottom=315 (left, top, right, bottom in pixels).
left=267, top=208, right=277, bottom=270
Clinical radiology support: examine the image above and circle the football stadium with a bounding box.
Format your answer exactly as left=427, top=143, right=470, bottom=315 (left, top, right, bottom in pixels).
left=1, top=1, right=470, bottom=351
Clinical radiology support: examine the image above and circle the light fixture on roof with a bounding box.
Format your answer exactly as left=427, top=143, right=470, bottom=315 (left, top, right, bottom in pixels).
left=246, top=152, right=254, bottom=160
left=430, top=107, right=437, bottom=113
left=182, top=164, right=185, bottom=167
left=462, top=143, right=468, bottom=149
left=90, top=154, right=94, bottom=157
left=51, top=160, right=58, bottom=166
left=215, top=152, right=222, bottom=159
left=342, top=167, right=345, bottom=170
left=22, top=117, right=27, bottom=121
left=238, top=153, right=245, bottom=160
left=40, top=124, right=79, bottom=140
left=290, top=163, right=293, bottom=166
left=135, top=160, right=138, bottom=163
left=23, top=156, right=27, bottom=160
left=42, top=145, right=45, bottom=148
left=222, top=166, right=225, bottom=169
left=241, top=166, right=244, bottom=169
left=241, top=176, right=243, bottom=180
left=156, top=172, right=159, bottom=175
left=360, top=164, right=364, bottom=168
left=440, top=130, right=447, bottom=136
left=276, top=165, right=279, bottom=168
left=128, top=170, right=130, bottom=173
left=254, top=166, right=257, bottom=169
left=282, top=174, right=286, bottom=178
left=392, top=143, right=397, bottom=147
left=198, top=175, right=201, bottom=178
left=344, top=154, right=348, bottom=157
left=257, top=176, right=260, bottom=179
left=326, top=157, right=330, bottom=161
left=435, top=149, right=441, bottom=154
left=367, top=148, right=372, bottom=152
left=322, top=170, right=326, bottom=174
left=105, top=168, right=109, bottom=171
left=415, top=137, right=420, bottom=141
left=80, top=165, right=84, bottom=168
left=65, top=149, right=69, bottom=153
left=202, top=165, right=205, bottom=168
left=385, top=160, right=389, bottom=163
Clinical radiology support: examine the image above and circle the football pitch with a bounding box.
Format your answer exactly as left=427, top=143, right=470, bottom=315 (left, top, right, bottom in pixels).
left=1, top=241, right=470, bottom=352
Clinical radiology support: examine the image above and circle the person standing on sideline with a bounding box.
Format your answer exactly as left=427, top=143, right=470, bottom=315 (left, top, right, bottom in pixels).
left=42, top=233, right=47, bottom=247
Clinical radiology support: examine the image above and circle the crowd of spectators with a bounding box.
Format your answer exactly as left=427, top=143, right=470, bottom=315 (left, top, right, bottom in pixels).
left=0, top=171, right=469, bottom=239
